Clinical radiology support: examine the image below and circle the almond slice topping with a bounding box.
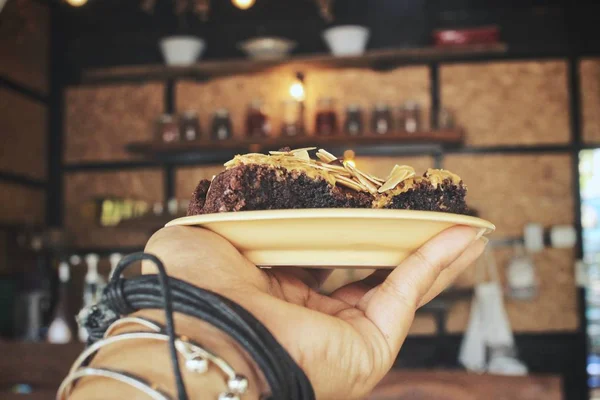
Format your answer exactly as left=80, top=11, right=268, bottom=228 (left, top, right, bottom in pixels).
left=345, top=163, right=384, bottom=187
left=291, top=147, right=317, bottom=153
left=335, top=175, right=367, bottom=192
left=378, top=165, right=416, bottom=193
left=292, top=150, right=311, bottom=162
left=316, top=149, right=337, bottom=163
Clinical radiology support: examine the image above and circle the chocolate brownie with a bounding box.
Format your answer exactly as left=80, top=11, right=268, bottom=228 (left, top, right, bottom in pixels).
left=187, top=148, right=468, bottom=215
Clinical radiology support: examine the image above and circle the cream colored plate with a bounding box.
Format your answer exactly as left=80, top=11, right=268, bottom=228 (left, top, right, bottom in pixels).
left=166, top=209, right=495, bottom=269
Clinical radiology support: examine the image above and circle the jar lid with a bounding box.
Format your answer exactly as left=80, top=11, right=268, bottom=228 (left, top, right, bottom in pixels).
left=318, top=97, right=335, bottom=106
left=182, top=110, right=198, bottom=117
left=249, top=99, right=264, bottom=108
left=158, top=114, right=175, bottom=122
left=346, top=104, right=361, bottom=111
left=403, top=101, right=420, bottom=110
left=215, top=108, right=230, bottom=116
left=374, top=102, right=390, bottom=111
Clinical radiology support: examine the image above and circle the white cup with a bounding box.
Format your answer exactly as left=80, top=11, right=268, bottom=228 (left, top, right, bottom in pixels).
left=322, top=25, right=370, bottom=56
left=159, top=36, right=206, bottom=66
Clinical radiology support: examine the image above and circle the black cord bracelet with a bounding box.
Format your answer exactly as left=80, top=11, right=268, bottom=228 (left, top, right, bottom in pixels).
left=80, top=252, right=315, bottom=400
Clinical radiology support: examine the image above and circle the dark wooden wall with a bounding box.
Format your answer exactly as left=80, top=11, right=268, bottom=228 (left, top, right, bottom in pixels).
left=0, top=0, right=49, bottom=273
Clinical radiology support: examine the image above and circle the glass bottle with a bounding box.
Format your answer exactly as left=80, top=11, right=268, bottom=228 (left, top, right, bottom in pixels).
left=179, top=110, right=201, bottom=141
left=371, top=103, right=393, bottom=135
left=47, top=261, right=73, bottom=344
left=109, top=253, right=123, bottom=280
left=398, top=101, right=421, bottom=134
left=315, top=97, right=338, bottom=136
left=155, top=114, right=180, bottom=143
left=211, top=109, right=233, bottom=141
left=438, top=107, right=455, bottom=130
left=78, top=253, right=105, bottom=342
left=344, top=105, right=363, bottom=136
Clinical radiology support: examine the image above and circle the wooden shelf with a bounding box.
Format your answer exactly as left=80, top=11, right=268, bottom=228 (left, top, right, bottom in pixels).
left=83, top=44, right=507, bottom=82
left=126, top=130, right=464, bottom=163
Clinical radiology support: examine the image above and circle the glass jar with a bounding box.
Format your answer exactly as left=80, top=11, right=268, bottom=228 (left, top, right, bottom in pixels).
left=438, top=107, right=455, bottom=130
left=155, top=114, right=180, bottom=143
left=344, top=105, right=364, bottom=136
left=281, top=100, right=304, bottom=137
left=211, top=109, right=233, bottom=141
left=245, top=100, right=271, bottom=138
left=398, top=101, right=421, bottom=134
left=371, top=103, right=393, bottom=135
left=180, top=110, right=201, bottom=141
left=315, top=97, right=338, bottom=136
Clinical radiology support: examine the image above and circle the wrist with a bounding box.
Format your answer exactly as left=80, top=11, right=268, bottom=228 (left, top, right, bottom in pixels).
left=71, top=309, right=262, bottom=400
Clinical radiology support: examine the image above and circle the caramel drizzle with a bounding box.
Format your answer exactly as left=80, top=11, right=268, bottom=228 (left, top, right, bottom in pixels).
left=224, top=148, right=461, bottom=194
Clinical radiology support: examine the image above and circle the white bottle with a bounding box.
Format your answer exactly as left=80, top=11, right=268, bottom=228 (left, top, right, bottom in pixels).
left=47, top=262, right=73, bottom=344
left=78, top=254, right=106, bottom=342
left=109, top=253, right=123, bottom=280
left=506, top=244, right=538, bottom=300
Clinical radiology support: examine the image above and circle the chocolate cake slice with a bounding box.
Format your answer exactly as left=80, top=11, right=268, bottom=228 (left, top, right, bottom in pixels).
left=187, top=147, right=468, bottom=215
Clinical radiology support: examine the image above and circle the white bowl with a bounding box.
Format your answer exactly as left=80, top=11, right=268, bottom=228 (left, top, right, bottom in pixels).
left=238, top=37, right=297, bottom=60
left=159, top=36, right=206, bottom=66
left=323, top=25, right=370, bottom=56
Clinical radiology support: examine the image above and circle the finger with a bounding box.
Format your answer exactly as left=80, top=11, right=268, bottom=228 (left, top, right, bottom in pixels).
left=329, top=270, right=390, bottom=306
left=361, top=226, right=479, bottom=354
left=273, top=267, right=334, bottom=290
left=143, top=226, right=271, bottom=295
left=330, top=236, right=487, bottom=307
left=418, top=237, right=488, bottom=307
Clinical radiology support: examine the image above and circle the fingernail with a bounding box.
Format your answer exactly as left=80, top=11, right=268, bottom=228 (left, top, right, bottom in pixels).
left=479, top=236, right=489, bottom=246
left=473, top=228, right=486, bottom=243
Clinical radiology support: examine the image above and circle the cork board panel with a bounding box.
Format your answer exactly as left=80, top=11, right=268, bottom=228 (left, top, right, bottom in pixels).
left=580, top=59, right=600, bottom=144
left=64, top=169, right=163, bottom=248
left=0, top=86, right=47, bottom=179
left=441, top=61, right=569, bottom=146
left=0, top=0, right=49, bottom=94
left=447, top=248, right=577, bottom=333
left=175, top=164, right=225, bottom=201
left=176, top=65, right=430, bottom=138
left=444, top=153, right=574, bottom=238
left=0, top=182, right=44, bottom=225
left=64, top=83, right=164, bottom=163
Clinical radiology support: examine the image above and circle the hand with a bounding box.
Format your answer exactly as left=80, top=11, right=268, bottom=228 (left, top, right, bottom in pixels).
left=144, top=225, right=487, bottom=400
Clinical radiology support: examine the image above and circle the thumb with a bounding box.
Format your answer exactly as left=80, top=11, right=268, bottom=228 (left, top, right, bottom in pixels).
left=360, top=226, right=479, bottom=354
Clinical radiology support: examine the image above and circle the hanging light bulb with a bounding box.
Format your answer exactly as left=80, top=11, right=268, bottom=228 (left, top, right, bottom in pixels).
left=66, top=0, right=88, bottom=6
left=290, top=82, right=305, bottom=102
left=289, top=72, right=305, bottom=102
left=232, top=0, right=256, bottom=10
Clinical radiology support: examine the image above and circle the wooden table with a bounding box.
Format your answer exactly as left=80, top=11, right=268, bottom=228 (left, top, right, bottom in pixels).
left=369, top=369, right=562, bottom=400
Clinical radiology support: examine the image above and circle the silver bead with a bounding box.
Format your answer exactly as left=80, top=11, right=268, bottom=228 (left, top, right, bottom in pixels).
left=185, top=357, right=208, bottom=373
left=218, top=393, right=240, bottom=400
left=227, top=374, right=248, bottom=394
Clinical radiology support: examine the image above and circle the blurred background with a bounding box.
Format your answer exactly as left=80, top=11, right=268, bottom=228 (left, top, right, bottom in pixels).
left=0, top=0, right=599, bottom=399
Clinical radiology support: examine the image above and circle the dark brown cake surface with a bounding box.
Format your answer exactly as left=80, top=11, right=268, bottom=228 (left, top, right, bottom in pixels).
left=186, top=148, right=468, bottom=215
left=384, top=179, right=468, bottom=214
left=200, top=164, right=373, bottom=214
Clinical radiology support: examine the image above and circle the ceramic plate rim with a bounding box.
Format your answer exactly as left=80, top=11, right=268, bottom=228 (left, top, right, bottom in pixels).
left=166, top=209, right=495, bottom=233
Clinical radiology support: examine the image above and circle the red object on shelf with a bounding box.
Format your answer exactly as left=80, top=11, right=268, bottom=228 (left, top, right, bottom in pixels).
left=433, top=26, right=500, bottom=46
